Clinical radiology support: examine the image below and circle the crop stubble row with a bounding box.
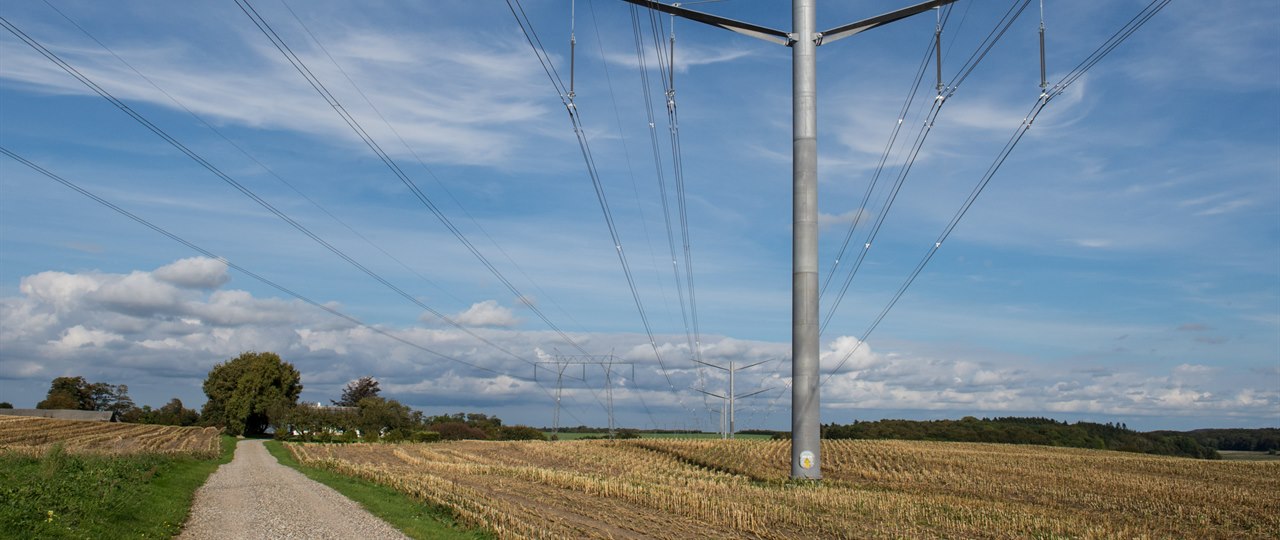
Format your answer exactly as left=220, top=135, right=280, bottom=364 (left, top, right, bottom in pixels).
left=288, top=438, right=1279, bottom=539
left=0, top=415, right=220, bottom=457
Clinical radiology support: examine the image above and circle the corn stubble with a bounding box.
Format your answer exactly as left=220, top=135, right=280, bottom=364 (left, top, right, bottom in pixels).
left=288, top=438, right=1278, bottom=539
left=0, top=415, right=221, bottom=458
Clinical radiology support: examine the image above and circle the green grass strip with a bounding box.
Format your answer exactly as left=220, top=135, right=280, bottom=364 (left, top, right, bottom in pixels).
left=0, top=435, right=236, bottom=539
left=264, top=440, right=491, bottom=540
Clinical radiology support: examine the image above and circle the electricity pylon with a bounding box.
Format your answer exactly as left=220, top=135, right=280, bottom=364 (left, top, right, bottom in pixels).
left=536, top=354, right=634, bottom=438
left=694, top=358, right=773, bottom=439
left=622, top=0, right=957, bottom=480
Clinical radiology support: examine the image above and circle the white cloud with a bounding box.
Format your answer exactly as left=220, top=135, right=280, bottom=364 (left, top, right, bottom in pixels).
left=0, top=21, right=555, bottom=168
left=1196, top=199, right=1255, bottom=217
left=600, top=42, right=753, bottom=74
left=19, top=270, right=101, bottom=311
left=450, top=300, right=522, bottom=328
left=818, top=209, right=871, bottom=231
left=50, top=325, right=122, bottom=350
left=87, top=272, right=185, bottom=315
left=153, top=257, right=230, bottom=289
left=1068, top=238, right=1112, bottom=248
left=0, top=259, right=1274, bottom=430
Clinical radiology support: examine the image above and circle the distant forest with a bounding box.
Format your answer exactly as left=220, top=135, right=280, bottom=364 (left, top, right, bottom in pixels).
left=812, top=417, right=1280, bottom=459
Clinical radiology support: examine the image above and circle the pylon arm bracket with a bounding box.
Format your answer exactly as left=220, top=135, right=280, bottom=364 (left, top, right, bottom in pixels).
left=692, top=358, right=729, bottom=371
left=735, top=387, right=774, bottom=400
left=618, top=0, right=791, bottom=45
left=695, top=388, right=728, bottom=400
left=818, top=0, right=960, bottom=46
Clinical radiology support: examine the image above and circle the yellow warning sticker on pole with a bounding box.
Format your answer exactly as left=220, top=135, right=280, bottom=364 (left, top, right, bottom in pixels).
left=800, top=450, right=814, bottom=469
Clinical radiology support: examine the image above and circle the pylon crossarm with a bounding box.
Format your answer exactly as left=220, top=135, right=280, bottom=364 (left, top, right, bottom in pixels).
left=692, top=358, right=730, bottom=371
left=735, top=387, right=774, bottom=400
left=618, top=0, right=791, bottom=45
left=695, top=388, right=728, bottom=400
left=818, top=0, right=959, bottom=45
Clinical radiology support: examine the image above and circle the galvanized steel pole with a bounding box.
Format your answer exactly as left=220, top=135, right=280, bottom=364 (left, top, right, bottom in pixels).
left=619, top=0, right=955, bottom=481
left=790, top=0, right=822, bottom=481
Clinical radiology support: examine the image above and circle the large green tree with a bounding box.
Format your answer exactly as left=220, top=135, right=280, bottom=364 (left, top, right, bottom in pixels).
left=36, top=376, right=135, bottom=415
left=332, top=376, right=380, bottom=407
left=36, top=376, right=92, bottom=410
left=201, top=351, right=302, bottom=436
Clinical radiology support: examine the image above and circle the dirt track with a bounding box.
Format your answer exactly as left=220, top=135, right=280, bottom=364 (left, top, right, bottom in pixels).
left=178, top=439, right=408, bottom=540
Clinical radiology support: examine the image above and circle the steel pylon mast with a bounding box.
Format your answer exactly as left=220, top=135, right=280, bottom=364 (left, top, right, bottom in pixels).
left=694, top=358, right=773, bottom=439
left=621, top=0, right=957, bottom=481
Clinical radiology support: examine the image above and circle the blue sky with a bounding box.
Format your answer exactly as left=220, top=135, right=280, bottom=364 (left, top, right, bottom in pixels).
left=1, top=0, right=1276, bottom=431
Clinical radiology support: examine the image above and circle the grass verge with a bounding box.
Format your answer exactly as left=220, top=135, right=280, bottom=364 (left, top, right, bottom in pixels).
left=264, top=440, right=491, bottom=540
left=0, top=435, right=236, bottom=539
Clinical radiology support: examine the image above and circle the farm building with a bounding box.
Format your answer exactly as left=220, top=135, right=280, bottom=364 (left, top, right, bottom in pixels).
left=0, top=409, right=118, bottom=422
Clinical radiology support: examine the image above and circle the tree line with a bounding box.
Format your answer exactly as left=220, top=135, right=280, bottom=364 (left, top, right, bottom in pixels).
left=819, top=417, right=1230, bottom=459
left=29, top=375, right=201, bottom=426
left=1150, top=428, right=1279, bottom=453
left=27, top=351, right=546, bottom=443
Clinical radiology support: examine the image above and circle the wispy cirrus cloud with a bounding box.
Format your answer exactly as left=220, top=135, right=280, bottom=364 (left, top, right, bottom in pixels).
left=0, top=19, right=556, bottom=168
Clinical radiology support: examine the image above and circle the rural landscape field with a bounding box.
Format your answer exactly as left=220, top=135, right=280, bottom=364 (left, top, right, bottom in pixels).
left=0, top=416, right=221, bottom=457
left=289, top=438, right=1280, bottom=539
left=0, top=416, right=232, bottom=539
left=1, top=0, right=1277, bottom=538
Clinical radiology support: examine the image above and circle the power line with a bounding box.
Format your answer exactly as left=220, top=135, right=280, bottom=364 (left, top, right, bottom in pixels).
left=818, top=0, right=1031, bottom=337
left=276, top=0, right=593, bottom=338
left=818, top=0, right=1172, bottom=387
left=627, top=4, right=712, bottom=418
left=3, top=144, right=602, bottom=425
left=651, top=13, right=707, bottom=374
left=233, top=0, right=594, bottom=359
left=36, top=0, right=468, bottom=310
left=18, top=2, right=616, bottom=426
left=505, top=0, right=699, bottom=421
left=0, top=14, right=546, bottom=381
left=580, top=0, right=667, bottom=430
left=818, top=3, right=954, bottom=302
left=0, top=147, right=503, bottom=377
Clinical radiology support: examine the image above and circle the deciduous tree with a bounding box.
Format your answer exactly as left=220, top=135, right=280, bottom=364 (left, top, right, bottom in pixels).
left=333, top=376, right=381, bottom=407
left=201, top=351, right=302, bottom=436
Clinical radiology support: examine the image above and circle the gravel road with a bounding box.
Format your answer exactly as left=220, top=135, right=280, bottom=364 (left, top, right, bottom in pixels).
left=178, top=439, right=409, bottom=540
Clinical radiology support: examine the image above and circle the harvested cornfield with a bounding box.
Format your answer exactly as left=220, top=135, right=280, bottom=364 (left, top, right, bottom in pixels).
left=0, top=415, right=221, bottom=458
left=289, top=438, right=1279, bottom=539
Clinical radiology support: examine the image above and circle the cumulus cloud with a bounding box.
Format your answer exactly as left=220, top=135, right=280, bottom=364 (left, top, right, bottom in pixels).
left=153, top=257, right=230, bottom=289
left=1, top=258, right=1274, bottom=430
left=450, top=300, right=521, bottom=328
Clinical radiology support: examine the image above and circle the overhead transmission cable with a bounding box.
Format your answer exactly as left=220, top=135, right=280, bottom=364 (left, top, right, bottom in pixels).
left=233, top=0, right=595, bottom=360
left=818, top=4, right=955, bottom=302
left=581, top=0, right=669, bottom=429
left=627, top=5, right=712, bottom=417
left=762, top=0, right=1022, bottom=421
left=819, top=0, right=1173, bottom=387
left=0, top=14, right=611, bottom=423
left=505, top=0, right=699, bottom=420
left=0, top=148, right=502, bottom=377
left=818, top=0, right=1031, bottom=337
left=0, top=15, right=544, bottom=370
left=267, top=0, right=618, bottom=423
left=276, top=0, right=592, bottom=338
left=650, top=12, right=706, bottom=373
left=37, top=0, right=467, bottom=309
left=2, top=146, right=592, bottom=427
